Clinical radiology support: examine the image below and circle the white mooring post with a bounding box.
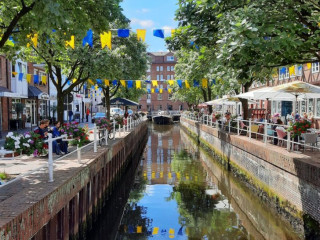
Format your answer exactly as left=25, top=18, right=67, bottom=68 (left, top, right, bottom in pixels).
left=287, top=131, right=291, bottom=152
left=77, top=145, right=81, bottom=163
left=264, top=120, right=268, bottom=144
left=93, top=124, right=97, bottom=153
left=48, top=133, right=54, bottom=182
left=118, top=123, right=121, bottom=136
left=249, top=119, right=252, bottom=139
left=113, top=120, right=116, bottom=139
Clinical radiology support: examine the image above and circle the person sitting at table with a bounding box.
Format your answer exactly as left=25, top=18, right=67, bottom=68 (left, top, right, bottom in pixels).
left=273, top=119, right=286, bottom=145
left=302, top=112, right=308, bottom=120
left=295, top=113, right=300, bottom=122
left=34, top=119, right=62, bottom=155
left=224, top=112, right=231, bottom=131
left=52, top=121, right=68, bottom=154
left=308, top=112, right=315, bottom=128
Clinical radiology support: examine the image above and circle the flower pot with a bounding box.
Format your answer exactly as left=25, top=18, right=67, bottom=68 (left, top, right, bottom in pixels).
left=4, top=152, right=20, bottom=157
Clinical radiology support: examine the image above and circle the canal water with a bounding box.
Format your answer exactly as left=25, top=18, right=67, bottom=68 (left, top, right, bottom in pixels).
left=89, top=124, right=302, bottom=240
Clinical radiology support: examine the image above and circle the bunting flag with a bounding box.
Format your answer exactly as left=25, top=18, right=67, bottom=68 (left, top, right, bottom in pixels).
left=27, top=33, right=38, bottom=48
left=171, top=29, right=175, bottom=36
left=147, top=89, right=151, bottom=93
left=155, top=88, right=159, bottom=93
left=83, top=83, right=87, bottom=89
left=137, top=226, right=142, bottom=234
left=41, top=75, right=47, bottom=84
left=202, top=78, right=208, bottom=88
left=169, top=229, right=174, bottom=235
left=26, top=74, right=31, bottom=83
left=82, top=29, right=93, bottom=47
left=177, top=80, right=182, bottom=88
left=88, top=79, right=94, bottom=85
left=152, top=227, right=159, bottom=235
left=120, top=80, right=126, bottom=87
left=153, top=29, right=164, bottom=38
left=280, top=67, right=286, bottom=74
left=160, top=89, right=163, bottom=93
left=136, top=29, right=146, bottom=42
left=168, top=80, right=174, bottom=86
left=185, top=80, right=190, bottom=89
left=168, top=88, right=172, bottom=94
left=307, top=63, right=312, bottom=69
left=104, top=79, right=110, bottom=86
left=127, top=80, right=133, bottom=88
left=193, top=80, right=199, bottom=87
left=34, top=75, right=39, bottom=84
left=12, top=72, right=18, bottom=76
left=136, top=80, right=141, bottom=89
left=112, top=80, right=118, bottom=86
left=96, top=79, right=102, bottom=84
left=68, top=80, right=71, bottom=85
left=95, top=85, right=98, bottom=90
left=211, top=79, right=216, bottom=86
left=152, top=80, right=158, bottom=87
left=72, top=78, right=77, bottom=83
left=65, top=35, right=75, bottom=49
left=18, top=73, right=23, bottom=81
left=151, top=88, right=155, bottom=93
left=100, top=31, right=112, bottom=50
left=289, top=66, right=295, bottom=76
left=118, top=29, right=130, bottom=38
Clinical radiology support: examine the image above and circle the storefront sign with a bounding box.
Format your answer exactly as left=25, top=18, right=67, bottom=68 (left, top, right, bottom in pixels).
left=39, top=93, right=49, bottom=100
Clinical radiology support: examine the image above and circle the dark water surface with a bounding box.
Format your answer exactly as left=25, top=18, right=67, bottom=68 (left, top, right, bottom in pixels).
left=89, top=124, right=301, bottom=240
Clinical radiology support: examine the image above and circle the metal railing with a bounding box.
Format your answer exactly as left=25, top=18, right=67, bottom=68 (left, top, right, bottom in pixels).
left=0, top=115, right=145, bottom=187
left=182, top=113, right=320, bottom=153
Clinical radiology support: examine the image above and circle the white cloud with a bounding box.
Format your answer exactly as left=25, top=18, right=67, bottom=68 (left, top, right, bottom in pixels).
left=131, top=18, right=154, bottom=28
left=137, top=8, right=150, bottom=13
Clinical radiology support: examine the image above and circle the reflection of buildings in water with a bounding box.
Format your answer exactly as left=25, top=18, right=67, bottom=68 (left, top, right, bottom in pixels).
left=143, top=125, right=183, bottom=185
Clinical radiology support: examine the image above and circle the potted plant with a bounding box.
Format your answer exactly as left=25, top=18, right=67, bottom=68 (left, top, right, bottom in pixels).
left=287, top=119, right=312, bottom=138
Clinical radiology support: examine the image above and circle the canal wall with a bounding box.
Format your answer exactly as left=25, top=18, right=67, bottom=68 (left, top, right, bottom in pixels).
left=181, top=117, right=320, bottom=231
left=0, top=122, right=148, bottom=240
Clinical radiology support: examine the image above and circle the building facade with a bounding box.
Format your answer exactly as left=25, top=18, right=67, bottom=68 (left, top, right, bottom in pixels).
left=249, top=63, right=320, bottom=127
left=139, top=52, right=188, bottom=112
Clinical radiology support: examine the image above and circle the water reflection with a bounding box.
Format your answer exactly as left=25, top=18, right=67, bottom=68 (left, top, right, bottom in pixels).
left=116, top=124, right=301, bottom=240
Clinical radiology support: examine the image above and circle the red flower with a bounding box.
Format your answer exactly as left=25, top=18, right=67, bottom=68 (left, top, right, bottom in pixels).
left=293, top=126, right=297, bottom=129
left=301, top=131, right=305, bottom=133
left=305, top=124, right=309, bottom=128
left=85, top=136, right=89, bottom=140
left=298, top=128, right=302, bottom=131
left=43, top=143, right=48, bottom=149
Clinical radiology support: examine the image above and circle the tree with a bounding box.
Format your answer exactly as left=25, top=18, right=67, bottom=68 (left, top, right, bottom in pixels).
left=0, top=0, right=126, bottom=52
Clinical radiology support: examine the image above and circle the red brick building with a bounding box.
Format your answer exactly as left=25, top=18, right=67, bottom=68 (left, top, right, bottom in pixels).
left=138, top=52, right=188, bottom=112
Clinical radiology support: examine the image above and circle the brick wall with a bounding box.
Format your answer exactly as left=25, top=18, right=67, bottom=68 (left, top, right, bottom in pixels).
left=181, top=117, right=320, bottom=225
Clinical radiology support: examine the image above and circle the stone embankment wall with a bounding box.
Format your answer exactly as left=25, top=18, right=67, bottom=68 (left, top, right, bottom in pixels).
left=0, top=122, right=148, bottom=240
left=181, top=117, right=320, bottom=230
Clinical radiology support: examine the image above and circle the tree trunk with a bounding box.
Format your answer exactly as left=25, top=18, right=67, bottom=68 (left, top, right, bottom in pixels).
left=207, top=87, right=213, bottom=114
left=57, top=91, right=65, bottom=123
left=240, top=81, right=253, bottom=120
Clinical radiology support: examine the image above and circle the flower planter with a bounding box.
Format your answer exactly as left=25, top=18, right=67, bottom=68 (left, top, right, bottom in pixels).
left=4, top=152, right=20, bottom=158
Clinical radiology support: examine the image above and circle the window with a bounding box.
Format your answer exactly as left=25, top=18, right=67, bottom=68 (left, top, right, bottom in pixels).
left=300, top=100, right=307, bottom=114
left=167, top=66, right=170, bottom=71
left=308, top=99, right=314, bottom=114
left=11, top=64, right=16, bottom=77
left=312, top=62, right=319, bottom=73
left=160, top=66, right=163, bottom=71
left=156, top=66, right=159, bottom=71
left=167, top=56, right=174, bottom=61
left=158, top=105, right=162, bottom=110
left=171, top=75, right=174, bottom=80
left=147, top=94, right=151, bottom=99
left=296, top=65, right=302, bottom=76
left=147, top=65, right=151, bottom=72
left=168, top=94, right=173, bottom=100
left=158, top=94, right=162, bottom=100
left=147, top=75, right=151, bottom=80
left=157, top=75, right=160, bottom=80
left=161, top=75, right=163, bottom=80
left=11, top=98, right=22, bottom=119
left=160, top=84, right=163, bottom=89
left=316, top=99, right=320, bottom=117
left=168, top=105, right=173, bottom=110
left=171, top=66, right=174, bottom=71
left=167, top=75, right=170, bottom=80
left=279, top=67, right=289, bottom=80
left=147, top=84, right=151, bottom=89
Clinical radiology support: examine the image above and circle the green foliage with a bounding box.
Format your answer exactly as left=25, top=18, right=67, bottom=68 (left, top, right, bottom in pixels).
left=0, top=172, right=8, bottom=180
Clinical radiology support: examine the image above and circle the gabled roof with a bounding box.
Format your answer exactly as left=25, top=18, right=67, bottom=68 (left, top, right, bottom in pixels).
left=148, top=52, right=173, bottom=56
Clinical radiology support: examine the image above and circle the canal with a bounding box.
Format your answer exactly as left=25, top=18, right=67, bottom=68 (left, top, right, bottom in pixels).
left=89, top=124, right=301, bottom=240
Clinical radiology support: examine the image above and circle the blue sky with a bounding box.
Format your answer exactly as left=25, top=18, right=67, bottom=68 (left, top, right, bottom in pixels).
left=121, top=0, right=179, bottom=52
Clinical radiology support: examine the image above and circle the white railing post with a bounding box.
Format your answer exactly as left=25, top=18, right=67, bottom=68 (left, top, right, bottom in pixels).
left=93, top=124, right=97, bottom=153
left=105, top=129, right=108, bottom=146
left=249, top=119, right=252, bottom=139
left=47, top=133, right=54, bottom=182
left=211, top=115, right=213, bottom=127
left=264, top=120, right=268, bottom=144
left=130, top=117, right=132, bottom=129
left=77, top=145, right=81, bottom=163
left=113, top=119, right=116, bottom=139
left=228, top=121, right=231, bottom=133
left=237, top=118, right=240, bottom=135
left=287, top=131, right=291, bottom=151
left=118, top=122, right=121, bottom=136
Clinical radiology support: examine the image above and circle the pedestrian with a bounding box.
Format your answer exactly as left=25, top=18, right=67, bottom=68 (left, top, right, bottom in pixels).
left=86, top=108, right=90, bottom=122
left=52, top=121, right=68, bottom=154
left=68, top=110, right=73, bottom=122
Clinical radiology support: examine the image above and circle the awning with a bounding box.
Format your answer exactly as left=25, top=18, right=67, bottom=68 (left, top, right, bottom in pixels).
left=110, top=97, right=139, bottom=106
left=28, top=86, right=49, bottom=100
left=0, top=86, right=28, bottom=98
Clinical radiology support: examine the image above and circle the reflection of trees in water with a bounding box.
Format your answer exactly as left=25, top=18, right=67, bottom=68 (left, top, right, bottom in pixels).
left=151, top=123, right=174, bottom=134
left=170, top=149, right=249, bottom=239
left=117, top=167, right=152, bottom=239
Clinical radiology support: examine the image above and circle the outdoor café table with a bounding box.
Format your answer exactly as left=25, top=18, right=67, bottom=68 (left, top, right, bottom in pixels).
left=0, top=147, right=14, bottom=160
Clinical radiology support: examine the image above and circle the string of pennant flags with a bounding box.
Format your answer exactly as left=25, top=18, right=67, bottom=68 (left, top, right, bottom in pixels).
left=11, top=71, right=217, bottom=92
left=15, top=28, right=177, bottom=50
